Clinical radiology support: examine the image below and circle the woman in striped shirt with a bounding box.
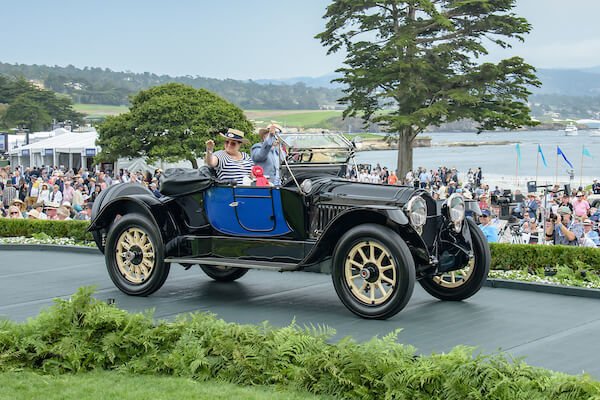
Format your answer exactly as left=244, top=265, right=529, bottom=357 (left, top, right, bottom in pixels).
left=205, top=128, right=253, bottom=184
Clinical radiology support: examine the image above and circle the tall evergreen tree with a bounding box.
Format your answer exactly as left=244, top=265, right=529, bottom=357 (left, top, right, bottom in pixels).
left=317, top=0, right=540, bottom=177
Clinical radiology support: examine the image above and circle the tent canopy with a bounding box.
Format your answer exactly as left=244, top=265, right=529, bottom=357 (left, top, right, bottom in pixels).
left=8, top=130, right=98, bottom=155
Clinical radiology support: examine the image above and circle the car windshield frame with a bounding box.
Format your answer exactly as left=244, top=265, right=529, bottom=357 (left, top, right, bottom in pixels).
left=279, top=133, right=354, bottom=165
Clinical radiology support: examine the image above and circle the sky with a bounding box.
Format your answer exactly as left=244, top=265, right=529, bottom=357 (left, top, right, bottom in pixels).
left=1, top=0, right=599, bottom=80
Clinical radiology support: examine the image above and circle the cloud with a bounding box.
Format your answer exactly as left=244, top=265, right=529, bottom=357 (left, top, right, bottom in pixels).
left=514, top=38, right=600, bottom=69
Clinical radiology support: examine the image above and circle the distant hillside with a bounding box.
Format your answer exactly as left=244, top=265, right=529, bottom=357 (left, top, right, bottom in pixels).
left=534, top=68, right=600, bottom=96
left=265, top=68, right=600, bottom=97
left=2, top=61, right=600, bottom=120
left=255, top=73, right=344, bottom=88
left=0, top=62, right=343, bottom=109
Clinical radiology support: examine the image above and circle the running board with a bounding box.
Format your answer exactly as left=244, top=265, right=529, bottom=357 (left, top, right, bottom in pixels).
left=164, top=257, right=300, bottom=272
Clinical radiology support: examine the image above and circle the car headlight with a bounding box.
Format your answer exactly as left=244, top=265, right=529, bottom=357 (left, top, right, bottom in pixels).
left=405, top=195, right=427, bottom=233
left=447, top=193, right=465, bottom=232
left=300, top=179, right=313, bottom=194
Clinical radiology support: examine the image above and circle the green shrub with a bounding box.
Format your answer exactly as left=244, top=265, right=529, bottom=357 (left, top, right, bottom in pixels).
left=0, top=288, right=598, bottom=399
left=490, top=243, right=600, bottom=272
left=0, top=218, right=93, bottom=242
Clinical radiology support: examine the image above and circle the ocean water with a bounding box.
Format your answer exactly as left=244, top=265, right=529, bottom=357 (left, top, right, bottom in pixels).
left=354, top=130, right=600, bottom=189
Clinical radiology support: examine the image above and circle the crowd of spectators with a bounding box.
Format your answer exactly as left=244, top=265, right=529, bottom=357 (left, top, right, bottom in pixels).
left=0, top=165, right=164, bottom=221
left=3, top=161, right=600, bottom=248
left=348, top=163, right=600, bottom=247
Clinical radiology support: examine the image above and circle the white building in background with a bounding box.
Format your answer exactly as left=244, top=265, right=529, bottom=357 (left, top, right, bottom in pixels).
left=8, top=129, right=100, bottom=171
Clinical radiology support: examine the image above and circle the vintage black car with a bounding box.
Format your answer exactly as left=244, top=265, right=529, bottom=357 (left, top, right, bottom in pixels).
left=89, top=133, right=490, bottom=320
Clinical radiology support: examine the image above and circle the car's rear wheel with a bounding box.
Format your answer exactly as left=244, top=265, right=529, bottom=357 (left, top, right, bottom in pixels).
left=332, top=224, right=415, bottom=320
left=105, top=213, right=170, bottom=296
left=419, top=218, right=490, bottom=301
left=200, top=265, right=249, bottom=282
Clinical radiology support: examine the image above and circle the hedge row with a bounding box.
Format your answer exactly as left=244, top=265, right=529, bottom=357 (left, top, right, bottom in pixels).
left=0, top=218, right=93, bottom=242
left=0, top=287, right=598, bottom=400
left=490, top=243, right=600, bottom=272
left=3, top=219, right=600, bottom=273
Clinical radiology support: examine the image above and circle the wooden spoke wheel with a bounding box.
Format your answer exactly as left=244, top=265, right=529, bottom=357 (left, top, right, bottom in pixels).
left=105, top=214, right=170, bottom=296
left=115, top=227, right=155, bottom=284
left=419, top=218, right=490, bottom=301
left=344, top=241, right=397, bottom=305
left=332, top=224, right=415, bottom=320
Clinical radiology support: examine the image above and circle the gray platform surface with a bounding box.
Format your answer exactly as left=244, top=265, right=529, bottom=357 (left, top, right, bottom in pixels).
left=1, top=249, right=599, bottom=377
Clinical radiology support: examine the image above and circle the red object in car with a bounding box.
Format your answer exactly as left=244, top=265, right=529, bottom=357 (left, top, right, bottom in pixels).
left=252, top=165, right=270, bottom=187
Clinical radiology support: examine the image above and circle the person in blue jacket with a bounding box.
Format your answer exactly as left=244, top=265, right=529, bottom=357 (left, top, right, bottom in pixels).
left=478, top=209, right=499, bottom=243
left=251, top=123, right=284, bottom=185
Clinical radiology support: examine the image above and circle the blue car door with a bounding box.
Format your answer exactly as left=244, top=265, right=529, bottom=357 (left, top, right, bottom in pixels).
left=204, top=186, right=291, bottom=237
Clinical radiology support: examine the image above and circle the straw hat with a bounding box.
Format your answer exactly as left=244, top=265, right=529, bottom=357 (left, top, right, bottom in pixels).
left=219, top=128, right=249, bottom=144
left=258, top=121, right=283, bottom=135
left=27, top=209, right=41, bottom=219
left=56, top=207, right=70, bottom=218
left=61, top=201, right=72, bottom=209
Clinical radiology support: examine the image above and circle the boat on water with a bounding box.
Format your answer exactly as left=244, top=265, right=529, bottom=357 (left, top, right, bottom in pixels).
left=590, top=128, right=600, bottom=137
left=564, top=123, right=578, bottom=136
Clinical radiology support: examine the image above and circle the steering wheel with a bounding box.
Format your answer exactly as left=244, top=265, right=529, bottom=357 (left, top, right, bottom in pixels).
left=299, top=149, right=313, bottom=162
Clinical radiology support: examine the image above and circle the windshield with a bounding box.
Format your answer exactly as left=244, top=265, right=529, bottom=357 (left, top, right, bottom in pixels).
left=279, top=133, right=354, bottom=164
left=279, top=133, right=352, bottom=150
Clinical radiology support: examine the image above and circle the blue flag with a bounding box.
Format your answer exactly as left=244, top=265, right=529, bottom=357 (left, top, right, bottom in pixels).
left=583, top=146, right=593, bottom=158
left=557, top=146, right=574, bottom=169
left=537, top=144, right=547, bottom=167
left=515, top=143, right=521, bottom=165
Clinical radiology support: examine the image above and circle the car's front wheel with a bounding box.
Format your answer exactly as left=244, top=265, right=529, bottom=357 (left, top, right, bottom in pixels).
left=200, top=265, right=249, bottom=282
left=418, top=218, right=490, bottom=301
left=105, top=213, right=170, bottom=296
left=332, top=224, right=415, bottom=320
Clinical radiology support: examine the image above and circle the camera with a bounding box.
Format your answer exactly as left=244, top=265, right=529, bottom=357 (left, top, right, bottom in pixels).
left=547, top=213, right=557, bottom=223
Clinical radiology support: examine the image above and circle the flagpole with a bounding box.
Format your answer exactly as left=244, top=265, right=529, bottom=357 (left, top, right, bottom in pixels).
left=580, top=145, right=584, bottom=189
left=555, top=145, right=559, bottom=186
left=515, top=145, right=519, bottom=187
left=536, top=144, right=540, bottom=186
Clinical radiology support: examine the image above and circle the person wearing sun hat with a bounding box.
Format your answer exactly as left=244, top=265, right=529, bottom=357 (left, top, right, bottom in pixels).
left=205, top=128, right=253, bottom=184
left=251, top=122, right=284, bottom=185
left=525, top=192, right=538, bottom=220
left=27, top=209, right=41, bottom=220
left=37, top=182, right=51, bottom=205
left=572, top=191, right=590, bottom=218
left=581, top=219, right=599, bottom=247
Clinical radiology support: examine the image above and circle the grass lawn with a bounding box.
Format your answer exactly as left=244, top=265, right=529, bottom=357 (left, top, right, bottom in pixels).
left=0, top=370, right=333, bottom=400
left=244, top=110, right=343, bottom=128
left=73, top=104, right=129, bottom=117
left=74, top=104, right=342, bottom=129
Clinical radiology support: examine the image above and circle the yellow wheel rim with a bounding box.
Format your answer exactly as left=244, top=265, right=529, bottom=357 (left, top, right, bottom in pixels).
left=115, top=227, right=155, bottom=284
left=432, top=258, right=474, bottom=288
left=344, top=241, right=396, bottom=305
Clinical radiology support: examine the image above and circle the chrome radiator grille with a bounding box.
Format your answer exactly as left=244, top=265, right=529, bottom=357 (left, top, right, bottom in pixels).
left=310, top=204, right=350, bottom=237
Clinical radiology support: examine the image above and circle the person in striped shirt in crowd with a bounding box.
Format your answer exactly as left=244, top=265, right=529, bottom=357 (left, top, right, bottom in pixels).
left=204, top=128, right=253, bottom=185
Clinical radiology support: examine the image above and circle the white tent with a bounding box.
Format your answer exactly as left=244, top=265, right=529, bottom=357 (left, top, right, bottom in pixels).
left=9, top=129, right=99, bottom=170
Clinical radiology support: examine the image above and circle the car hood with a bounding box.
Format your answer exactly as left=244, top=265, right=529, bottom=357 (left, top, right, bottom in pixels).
left=310, top=177, right=421, bottom=207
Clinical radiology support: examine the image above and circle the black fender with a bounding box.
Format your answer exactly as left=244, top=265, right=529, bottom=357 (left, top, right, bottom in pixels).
left=89, top=189, right=177, bottom=253
left=300, top=206, right=430, bottom=269
left=89, top=194, right=162, bottom=232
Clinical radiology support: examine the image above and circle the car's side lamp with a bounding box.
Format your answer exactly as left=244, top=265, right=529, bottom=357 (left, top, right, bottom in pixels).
left=301, top=179, right=313, bottom=195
